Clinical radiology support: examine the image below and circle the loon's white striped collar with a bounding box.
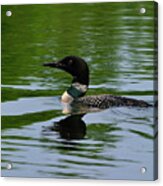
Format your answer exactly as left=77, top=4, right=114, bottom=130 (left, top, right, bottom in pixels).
left=61, top=82, right=88, bottom=103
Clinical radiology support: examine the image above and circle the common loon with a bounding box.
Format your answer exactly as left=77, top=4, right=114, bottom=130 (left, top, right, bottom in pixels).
left=43, top=56, right=151, bottom=109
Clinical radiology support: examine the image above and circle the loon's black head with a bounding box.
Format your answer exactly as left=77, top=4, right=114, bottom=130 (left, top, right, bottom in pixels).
left=44, top=56, right=89, bottom=86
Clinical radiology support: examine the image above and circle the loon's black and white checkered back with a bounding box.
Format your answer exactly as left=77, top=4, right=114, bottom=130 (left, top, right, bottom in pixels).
left=75, top=94, right=151, bottom=109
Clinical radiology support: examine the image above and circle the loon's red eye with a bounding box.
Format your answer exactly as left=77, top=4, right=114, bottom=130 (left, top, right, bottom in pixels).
left=69, top=59, right=73, bottom=65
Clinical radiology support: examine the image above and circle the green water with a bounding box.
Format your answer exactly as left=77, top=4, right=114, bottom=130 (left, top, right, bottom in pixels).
left=1, top=2, right=157, bottom=180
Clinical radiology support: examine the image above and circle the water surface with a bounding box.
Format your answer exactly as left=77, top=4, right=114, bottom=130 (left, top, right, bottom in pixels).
left=1, top=2, right=157, bottom=180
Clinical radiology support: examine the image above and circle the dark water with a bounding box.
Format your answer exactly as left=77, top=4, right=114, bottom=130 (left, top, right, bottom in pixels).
left=1, top=2, right=157, bottom=180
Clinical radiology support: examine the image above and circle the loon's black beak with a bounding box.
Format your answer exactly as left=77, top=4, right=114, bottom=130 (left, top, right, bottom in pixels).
left=43, top=61, right=64, bottom=69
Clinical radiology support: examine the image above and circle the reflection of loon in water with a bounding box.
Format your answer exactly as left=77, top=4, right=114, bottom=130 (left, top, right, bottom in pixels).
left=43, top=114, right=86, bottom=140
left=44, top=56, right=151, bottom=111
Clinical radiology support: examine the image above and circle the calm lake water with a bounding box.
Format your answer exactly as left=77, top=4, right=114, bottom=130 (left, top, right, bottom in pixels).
left=1, top=2, right=157, bottom=180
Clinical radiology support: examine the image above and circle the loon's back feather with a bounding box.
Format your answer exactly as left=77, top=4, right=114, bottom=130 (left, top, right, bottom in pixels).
left=75, top=94, right=151, bottom=109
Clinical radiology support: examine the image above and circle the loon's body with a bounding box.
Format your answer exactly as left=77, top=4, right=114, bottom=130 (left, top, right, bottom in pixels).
left=44, top=56, right=151, bottom=109
left=76, top=94, right=150, bottom=109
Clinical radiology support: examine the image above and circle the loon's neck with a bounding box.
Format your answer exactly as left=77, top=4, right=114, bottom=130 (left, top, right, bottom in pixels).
left=61, top=82, right=88, bottom=103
